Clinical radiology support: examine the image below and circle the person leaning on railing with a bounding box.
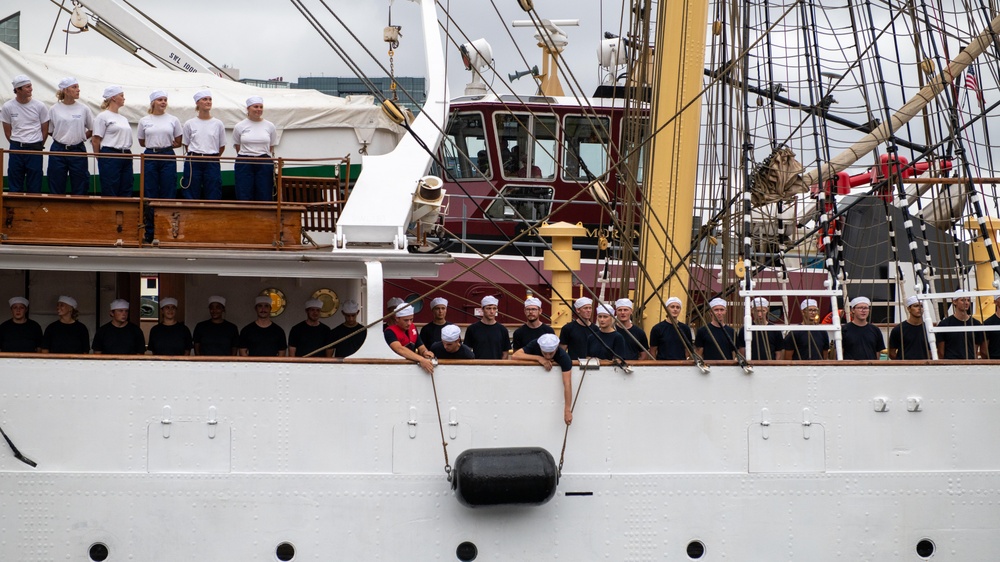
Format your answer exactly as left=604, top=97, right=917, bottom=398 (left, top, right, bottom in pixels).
left=47, top=77, right=93, bottom=195
left=1, top=74, right=49, bottom=193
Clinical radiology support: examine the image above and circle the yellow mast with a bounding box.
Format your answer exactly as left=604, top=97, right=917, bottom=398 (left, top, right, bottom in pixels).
left=636, top=0, right=711, bottom=329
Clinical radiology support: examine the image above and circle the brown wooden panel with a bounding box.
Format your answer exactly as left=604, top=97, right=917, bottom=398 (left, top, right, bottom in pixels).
left=0, top=195, right=143, bottom=246
left=150, top=201, right=304, bottom=249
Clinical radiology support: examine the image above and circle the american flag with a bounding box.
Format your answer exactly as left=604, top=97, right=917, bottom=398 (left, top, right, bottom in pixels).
left=965, top=66, right=984, bottom=108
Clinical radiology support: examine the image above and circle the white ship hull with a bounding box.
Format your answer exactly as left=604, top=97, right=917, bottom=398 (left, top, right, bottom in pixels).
left=2, top=359, right=997, bottom=559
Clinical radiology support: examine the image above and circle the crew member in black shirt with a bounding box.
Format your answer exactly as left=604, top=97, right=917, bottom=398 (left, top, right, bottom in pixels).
left=147, top=297, right=193, bottom=355
left=429, top=324, right=475, bottom=359
left=648, top=296, right=693, bottom=360
left=615, top=297, right=649, bottom=360
left=512, top=296, right=554, bottom=352
left=0, top=296, right=43, bottom=352
left=841, top=296, right=884, bottom=360
left=41, top=295, right=90, bottom=354
left=887, top=296, right=931, bottom=360
left=695, top=297, right=736, bottom=360
left=329, top=299, right=366, bottom=358
left=193, top=295, right=240, bottom=356
left=736, top=297, right=783, bottom=360
left=92, top=299, right=146, bottom=355
left=239, top=296, right=287, bottom=356
left=560, top=296, right=597, bottom=360
left=288, top=298, right=331, bottom=357
left=419, top=296, right=451, bottom=350
left=464, top=295, right=510, bottom=359
left=513, top=333, right=574, bottom=424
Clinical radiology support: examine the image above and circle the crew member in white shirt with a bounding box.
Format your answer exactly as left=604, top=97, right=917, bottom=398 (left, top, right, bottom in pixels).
left=181, top=90, right=226, bottom=200
left=91, top=85, right=134, bottom=196
left=138, top=90, right=183, bottom=240
left=1, top=75, right=49, bottom=192
left=47, top=77, right=93, bottom=195
left=233, top=96, right=278, bottom=201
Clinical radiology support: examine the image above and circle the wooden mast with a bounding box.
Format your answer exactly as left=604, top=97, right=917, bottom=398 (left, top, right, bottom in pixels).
left=637, top=0, right=711, bottom=328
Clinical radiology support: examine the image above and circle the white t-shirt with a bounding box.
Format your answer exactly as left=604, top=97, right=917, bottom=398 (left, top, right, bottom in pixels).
left=182, top=117, right=226, bottom=154
left=93, top=110, right=133, bottom=150
left=138, top=113, right=182, bottom=149
left=233, top=119, right=277, bottom=156
left=48, top=101, right=94, bottom=145
left=0, top=99, right=49, bottom=143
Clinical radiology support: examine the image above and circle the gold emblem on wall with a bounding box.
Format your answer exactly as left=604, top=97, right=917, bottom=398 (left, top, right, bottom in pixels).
left=312, top=288, right=340, bottom=318
left=260, top=288, right=287, bottom=317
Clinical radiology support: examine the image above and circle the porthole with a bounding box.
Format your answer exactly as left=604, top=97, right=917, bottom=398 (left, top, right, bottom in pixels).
left=456, top=541, right=478, bottom=561
left=89, top=543, right=109, bottom=561
left=916, top=538, right=935, bottom=558
left=276, top=541, right=295, bottom=561
left=686, top=540, right=705, bottom=559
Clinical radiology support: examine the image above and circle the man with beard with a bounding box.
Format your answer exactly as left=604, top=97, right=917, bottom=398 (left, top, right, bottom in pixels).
left=511, top=296, right=554, bottom=352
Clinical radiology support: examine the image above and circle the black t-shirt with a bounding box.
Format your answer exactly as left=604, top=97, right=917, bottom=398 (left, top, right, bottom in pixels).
left=463, top=321, right=510, bottom=359
left=984, top=314, right=1000, bottom=359
left=783, top=329, right=829, bottom=360
left=694, top=323, right=736, bottom=360
left=512, top=323, right=555, bottom=352
left=559, top=321, right=597, bottom=360
left=586, top=329, right=626, bottom=360
left=649, top=320, right=692, bottom=360
left=329, top=322, right=367, bottom=358
left=0, top=318, right=43, bottom=352
left=419, top=322, right=450, bottom=350
left=148, top=322, right=193, bottom=356
left=92, top=322, right=147, bottom=355
left=42, top=320, right=91, bottom=354
left=841, top=322, right=885, bottom=360
left=240, top=322, right=287, bottom=356
left=936, top=315, right=984, bottom=359
left=429, top=340, right=475, bottom=359
left=193, top=320, right=240, bottom=356
left=522, top=339, right=573, bottom=372
left=887, top=321, right=930, bottom=360
left=288, top=321, right=331, bottom=357
left=736, top=326, right=784, bottom=360
left=617, top=325, right=649, bottom=360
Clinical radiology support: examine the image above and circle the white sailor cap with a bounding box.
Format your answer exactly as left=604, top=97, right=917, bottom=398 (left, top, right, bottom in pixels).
left=208, top=295, right=226, bottom=307
left=159, top=297, right=178, bottom=308
left=12, top=75, right=31, bottom=89
left=341, top=300, right=360, bottom=314
left=193, top=90, right=211, bottom=102
left=596, top=303, right=614, bottom=316
left=58, top=295, right=78, bottom=309
left=905, top=295, right=920, bottom=308
left=751, top=297, right=769, bottom=308
left=849, top=296, right=871, bottom=308
left=149, top=90, right=167, bottom=102
left=57, top=77, right=78, bottom=90
left=394, top=303, right=414, bottom=317
left=246, top=96, right=264, bottom=107
left=800, top=299, right=818, bottom=310
left=102, top=85, right=123, bottom=99
left=524, top=297, right=542, bottom=308
left=481, top=295, right=499, bottom=307
left=709, top=297, right=727, bottom=309
left=615, top=298, right=633, bottom=310
left=109, top=299, right=129, bottom=311
left=255, top=296, right=273, bottom=306
left=430, top=297, right=448, bottom=309
left=665, top=296, right=682, bottom=308
left=305, top=299, right=323, bottom=310
left=8, top=297, right=28, bottom=307
left=538, top=333, right=560, bottom=353
left=574, top=297, right=593, bottom=309
left=387, top=297, right=404, bottom=310
left=441, top=324, right=461, bottom=343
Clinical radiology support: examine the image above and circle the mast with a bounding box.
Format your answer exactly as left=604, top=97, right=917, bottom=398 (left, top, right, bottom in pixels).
left=636, top=0, right=711, bottom=327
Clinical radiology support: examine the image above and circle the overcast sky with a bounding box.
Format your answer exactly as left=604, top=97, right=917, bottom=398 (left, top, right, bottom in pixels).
left=15, top=0, right=627, bottom=97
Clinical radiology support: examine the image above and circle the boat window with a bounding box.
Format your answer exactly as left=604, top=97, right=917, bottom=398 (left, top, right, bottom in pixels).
left=484, top=185, right=555, bottom=222
left=620, top=117, right=648, bottom=184
left=562, top=115, right=611, bottom=181
left=439, top=112, right=491, bottom=180
left=495, top=113, right=557, bottom=181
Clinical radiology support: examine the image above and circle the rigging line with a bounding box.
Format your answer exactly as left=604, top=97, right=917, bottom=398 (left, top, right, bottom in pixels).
left=287, top=0, right=382, bottom=95
left=557, top=362, right=588, bottom=473
left=44, top=0, right=67, bottom=53
left=429, top=369, right=452, bottom=476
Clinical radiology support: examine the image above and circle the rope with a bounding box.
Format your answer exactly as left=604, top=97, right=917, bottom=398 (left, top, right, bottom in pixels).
left=557, top=358, right=591, bottom=474
left=429, top=370, right=452, bottom=478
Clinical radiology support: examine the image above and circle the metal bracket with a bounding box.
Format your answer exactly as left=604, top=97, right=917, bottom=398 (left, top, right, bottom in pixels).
left=448, top=407, right=459, bottom=440
left=802, top=407, right=812, bottom=440
left=760, top=407, right=770, bottom=440
left=873, top=397, right=889, bottom=412
left=906, top=397, right=922, bottom=412
left=407, top=406, right=418, bottom=438
left=160, top=405, right=172, bottom=438
left=207, top=406, right=218, bottom=439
